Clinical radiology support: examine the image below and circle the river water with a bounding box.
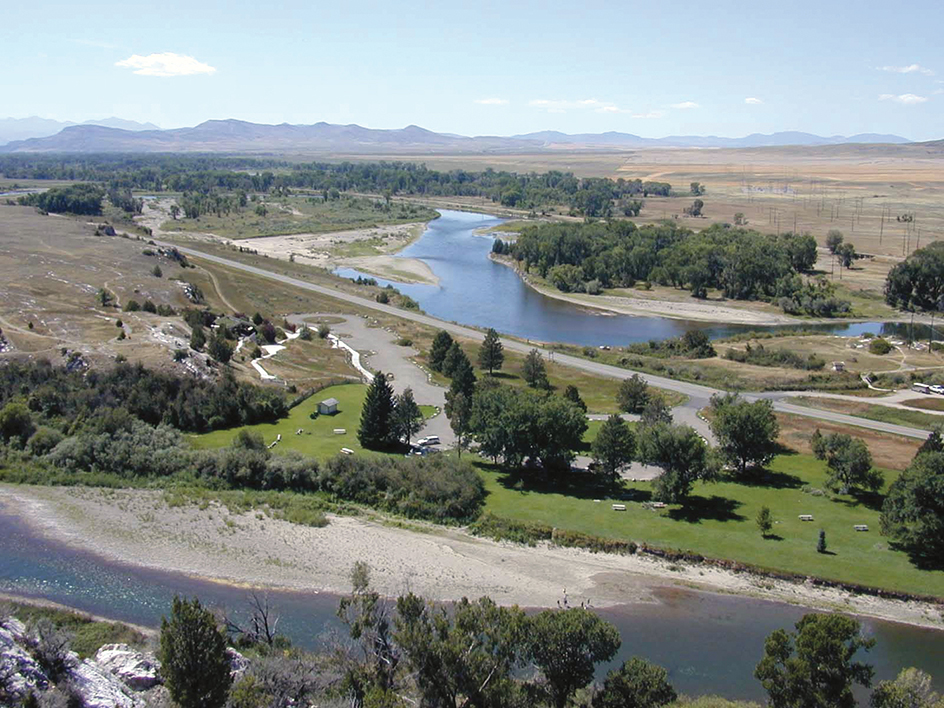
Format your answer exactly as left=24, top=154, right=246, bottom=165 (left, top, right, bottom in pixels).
left=337, top=210, right=918, bottom=347
left=1, top=504, right=941, bottom=700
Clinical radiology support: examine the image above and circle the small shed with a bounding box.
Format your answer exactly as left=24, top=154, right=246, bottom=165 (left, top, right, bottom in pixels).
left=318, top=398, right=339, bottom=415
left=832, top=361, right=845, bottom=372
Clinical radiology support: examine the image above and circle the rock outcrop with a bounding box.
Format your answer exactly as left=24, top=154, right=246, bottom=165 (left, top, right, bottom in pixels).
left=95, top=643, right=161, bottom=690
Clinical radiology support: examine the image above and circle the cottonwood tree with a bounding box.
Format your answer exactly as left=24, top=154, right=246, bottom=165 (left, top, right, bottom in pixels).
left=478, top=328, right=504, bottom=374
left=159, top=596, right=233, bottom=708
left=591, top=415, right=635, bottom=481
left=870, top=668, right=943, bottom=708
left=754, top=613, right=874, bottom=708
left=617, top=374, right=650, bottom=413
left=528, top=608, right=621, bottom=708
left=813, top=432, right=882, bottom=494
left=592, top=657, right=677, bottom=708
left=827, top=229, right=844, bottom=254
left=447, top=391, right=472, bottom=457
left=637, top=423, right=716, bottom=503
left=709, top=393, right=779, bottom=478
left=357, top=372, right=395, bottom=449
left=881, top=450, right=944, bottom=565
left=522, top=348, right=550, bottom=389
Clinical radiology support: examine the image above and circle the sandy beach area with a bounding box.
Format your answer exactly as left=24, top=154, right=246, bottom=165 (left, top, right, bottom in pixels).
left=2, top=485, right=941, bottom=630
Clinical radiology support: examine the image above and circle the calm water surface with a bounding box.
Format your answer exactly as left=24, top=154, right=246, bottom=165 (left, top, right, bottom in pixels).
left=338, top=210, right=916, bottom=347
left=1, top=503, right=941, bottom=700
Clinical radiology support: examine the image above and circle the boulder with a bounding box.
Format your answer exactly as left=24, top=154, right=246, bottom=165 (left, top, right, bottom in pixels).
left=226, top=647, right=250, bottom=679
left=0, top=618, right=49, bottom=697
left=72, top=658, right=143, bottom=708
left=95, top=643, right=161, bottom=691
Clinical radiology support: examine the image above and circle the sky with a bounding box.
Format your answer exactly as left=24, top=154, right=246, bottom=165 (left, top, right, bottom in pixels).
left=3, top=0, right=943, bottom=141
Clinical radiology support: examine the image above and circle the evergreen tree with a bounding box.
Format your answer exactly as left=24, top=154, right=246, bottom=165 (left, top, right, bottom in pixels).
left=522, top=348, right=550, bottom=389
left=159, top=596, right=232, bottom=708
left=591, top=415, right=635, bottom=481
left=190, top=325, right=206, bottom=352
left=917, top=425, right=944, bottom=457
left=563, top=385, right=587, bottom=412
left=817, top=529, right=827, bottom=554
left=478, top=328, right=505, bottom=374
left=358, top=372, right=395, bottom=449
left=593, top=657, right=677, bottom=708
left=392, top=387, right=424, bottom=445
left=445, top=358, right=476, bottom=426
left=757, top=506, right=774, bottom=538
left=429, top=330, right=454, bottom=372
left=447, top=391, right=472, bottom=457
left=441, top=341, right=465, bottom=378
left=207, top=330, right=233, bottom=364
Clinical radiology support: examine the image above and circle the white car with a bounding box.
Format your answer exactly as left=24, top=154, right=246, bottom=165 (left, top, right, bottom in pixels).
left=416, top=436, right=441, bottom=446
left=931, top=385, right=944, bottom=395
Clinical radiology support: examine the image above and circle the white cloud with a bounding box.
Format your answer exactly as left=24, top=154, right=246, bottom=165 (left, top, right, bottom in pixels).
left=671, top=101, right=699, bottom=109
left=878, top=64, right=935, bottom=76
left=879, top=93, right=929, bottom=104
left=474, top=98, right=509, bottom=105
left=630, top=110, right=666, bottom=119
left=744, top=97, right=763, bottom=105
left=116, top=52, right=216, bottom=77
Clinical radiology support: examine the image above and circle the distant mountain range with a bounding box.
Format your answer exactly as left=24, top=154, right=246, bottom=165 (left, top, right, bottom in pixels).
left=0, top=118, right=918, bottom=154
left=0, top=117, right=161, bottom=146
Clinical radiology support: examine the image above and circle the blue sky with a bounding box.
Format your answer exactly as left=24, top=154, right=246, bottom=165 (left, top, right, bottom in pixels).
left=3, top=0, right=942, bottom=140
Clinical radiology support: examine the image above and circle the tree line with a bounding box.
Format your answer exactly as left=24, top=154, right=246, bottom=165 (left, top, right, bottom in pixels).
left=504, top=220, right=845, bottom=315
left=0, top=154, right=675, bottom=217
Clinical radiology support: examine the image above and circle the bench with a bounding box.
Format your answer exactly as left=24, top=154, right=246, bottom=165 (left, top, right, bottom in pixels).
left=333, top=428, right=346, bottom=435
left=854, top=524, right=869, bottom=532
left=652, top=502, right=666, bottom=509
left=799, top=514, right=814, bottom=521
left=340, top=447, right=354, bottom=455
left=611, top=504, right=627, bottom=511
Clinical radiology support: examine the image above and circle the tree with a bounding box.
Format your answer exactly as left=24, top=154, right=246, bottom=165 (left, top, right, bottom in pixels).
left=881, top=450, right=944, bottom=565
left=591, top=415, right=635, bottom=481
left=837, top=242, right=856, bottom=269
left=735, top=212, right=746, bottom=226
left=358, top=372, right=395, bottom=449
left=827, top=229, right=844, bottom=254
left=252, top=312, right=264, bottom=325
left=817, top=529, right=827, bottom=554
left=395, top=592, right=527, bottom=708
left=755, top=613, right=874, bottom=708
left=429, top=330, right=454, bottom=372
left=686, top=198, right=704, bottom=217
left=885, top=242, right=944, bottom=328
left=152, top=264, right=163, bottom=278
left=441, top=341, right=466, bottom=378
left=97, top=288, right=113, bottom=307
left=447, top=391, right=472, bottom=457
left=522, top=348, right=550, bottom=389
left=637, top=423, right=715, bottom=503
left=190, top=325, right=207, bottom=351
left=527, top=608, right=621, bottom=708
left=564, top=385, right=587, bottom=412
left=159, top=596, right=233, bottom=708
left=640, top=397, right=673, bottom=427
left=757, top=505, right=774, bottom=538
left=208, top=330, right=234, bottom=364
left=0, top=401, right=34, bottom=448
left=709, top=393, right=779, bottom=477
left=392, top=387, right=423, bottom=445
left=813, top=432, right=883, bottom=494
left=170, top=204, right=180, bottom=220
left=871, top=668, right=943, bottom=708
left=690, top=182, right=705, bottom=196
left=617, top=374, right=650, bottom=413
left=478, top=328, right=505, bottom=374
left=917, top=425, right=944, bottom=457
left=593, top=657, right=677, bottom=708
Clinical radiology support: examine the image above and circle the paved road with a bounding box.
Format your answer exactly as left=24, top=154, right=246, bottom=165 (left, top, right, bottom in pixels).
left=169, top=243, right=931, bottom=442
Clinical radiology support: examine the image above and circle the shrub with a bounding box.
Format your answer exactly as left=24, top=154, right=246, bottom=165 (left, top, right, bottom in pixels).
left=870, top=338, right=893, bottom=355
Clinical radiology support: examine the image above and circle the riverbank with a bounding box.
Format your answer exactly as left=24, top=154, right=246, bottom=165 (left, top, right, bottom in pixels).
left=2, top=485, right=941, bottom=631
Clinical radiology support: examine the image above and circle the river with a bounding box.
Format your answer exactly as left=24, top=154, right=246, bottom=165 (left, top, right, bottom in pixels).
left=337, top=210, right=917, bottom=347
left=1, top=504, right=941, bottom=700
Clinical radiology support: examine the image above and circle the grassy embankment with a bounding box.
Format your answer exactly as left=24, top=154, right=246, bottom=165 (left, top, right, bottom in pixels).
left=790, top=396, right=944, bottom=431
left=160, top=194, right=437, bottom=240
left=476, top=451, right=944, bottom=598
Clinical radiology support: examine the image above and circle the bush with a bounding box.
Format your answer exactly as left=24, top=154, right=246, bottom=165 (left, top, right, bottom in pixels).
left=870, top=338, right=893, bottom=355
left=723, top=344, right=825, bottom=370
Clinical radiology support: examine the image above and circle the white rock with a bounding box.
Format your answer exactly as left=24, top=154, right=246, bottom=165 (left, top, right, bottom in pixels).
left=0, top=619, right=49, bottom=697
left=226, top=647, right=250, bottom=679
left=72, top=658, right=142, bottom=708
left=95, top=644, right=161, bottom=691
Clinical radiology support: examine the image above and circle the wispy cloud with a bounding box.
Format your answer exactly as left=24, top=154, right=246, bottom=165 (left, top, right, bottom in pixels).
left=878, top=64, right=935, bottom=76
left=529, top=98, right=661, bottom=118
left=116, top=52, right=216, bottom=77
left=671, top=101, right=699, bottom=109
left=474, top=98, right=509, bottom=105
left=744, top=97, right=763, bottom=105
left=879, top=93, right=929, bottom=104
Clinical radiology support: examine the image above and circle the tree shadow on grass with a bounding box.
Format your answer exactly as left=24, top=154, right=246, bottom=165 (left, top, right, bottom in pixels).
left=761, top=534, right=785, bottom=542
left=831, top=489, right=886, bottom=513
left=888, top=540, right=944, bottom=571
left=728, top=467, right=804, bottom=490
left=494, top=469, right=626, bottom=501
left=668, top=495, right=745, bottom=523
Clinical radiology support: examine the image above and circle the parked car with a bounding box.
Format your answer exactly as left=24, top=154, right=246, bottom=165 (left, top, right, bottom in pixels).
left=417, top=435, right=441, bottom=446
left=931, top=384, right=944, bottom=395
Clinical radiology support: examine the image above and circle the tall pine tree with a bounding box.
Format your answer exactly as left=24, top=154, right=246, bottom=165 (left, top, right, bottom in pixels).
left=429, top=330, right=454, bottom=372
left=478, top=328, right=504, bottom=375
left=358, top=371, right=395, bottom=449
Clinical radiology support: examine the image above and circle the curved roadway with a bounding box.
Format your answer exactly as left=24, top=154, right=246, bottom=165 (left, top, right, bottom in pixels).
left=167, top=243, right=930, bottom=442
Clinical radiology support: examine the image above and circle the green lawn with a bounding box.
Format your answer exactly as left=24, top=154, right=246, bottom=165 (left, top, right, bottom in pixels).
left=190, top=384, right=377, bottom=459
left=478, top=454, right=944, bottom=598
